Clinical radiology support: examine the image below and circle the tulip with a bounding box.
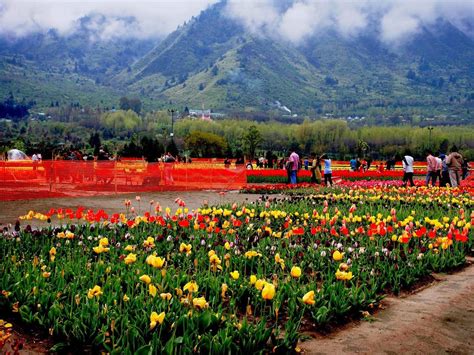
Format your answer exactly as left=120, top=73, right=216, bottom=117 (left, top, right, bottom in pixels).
left=249, top=275, right=257, bottom=285
left=150, top=311, right=165, bottom=330
left=245, top=250, right=262, bottom=258
left=335, top=270, right=353, bottom=281
left=149, top=284, right=157, bottom=297
left=124, top=245, right=134, bottom=252
left=192, top=297, right=209, bottom=309
left=332, top=250, right=343, bottom=261
left=179, top=243, right=192, bottom=255
left=160, top=293, right=172, bottom=301
left=183, top=281, right=199, bottom=293
left=139, top=275, right=152, bottom=284
left=87, top=285, right=103, bottom=299
left=262, top=283, right=275, bottom=300
left=230, top=271, right=240, bottom=280
left=99, top=237, right=109, bottom=247
left=302, top=291, right=315, bottom=305
left=221, top=283, right=228, bottom=298
left=143, top=237, right=155, bottom=248
left=123, top=294, right=130, bottom=302
left=93, top=245, right=109, bottom=254
left=339, top=263, right=349, bottom=271
left=290, top=266, right=302, bottom=278
left=124, top=253, right=137, bottom=265
left=255, top=279, right=266, bottom=290
left=146, top=255, right=165, bottom=269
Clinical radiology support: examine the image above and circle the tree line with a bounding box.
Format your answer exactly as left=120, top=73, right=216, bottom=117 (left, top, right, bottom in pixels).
left=1, top=106, right=473, bottom=161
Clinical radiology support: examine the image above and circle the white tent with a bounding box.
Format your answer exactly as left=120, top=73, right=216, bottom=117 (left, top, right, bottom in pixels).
left=7, top=149, right=29, bottom=160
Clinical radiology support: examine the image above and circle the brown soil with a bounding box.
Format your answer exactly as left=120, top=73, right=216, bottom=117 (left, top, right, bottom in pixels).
left=0, top=190, right=264, bottom=227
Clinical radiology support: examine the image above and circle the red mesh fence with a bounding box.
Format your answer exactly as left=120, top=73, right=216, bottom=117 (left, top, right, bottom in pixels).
left=0, top=160, right=247, bottom=201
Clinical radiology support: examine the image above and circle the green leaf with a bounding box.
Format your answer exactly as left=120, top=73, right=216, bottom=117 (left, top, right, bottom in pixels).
left=135, top=344, right=153, bottom=355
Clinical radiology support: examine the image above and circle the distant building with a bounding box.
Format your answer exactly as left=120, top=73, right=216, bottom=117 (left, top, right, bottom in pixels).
left=188, top=109, right=226, bottom=120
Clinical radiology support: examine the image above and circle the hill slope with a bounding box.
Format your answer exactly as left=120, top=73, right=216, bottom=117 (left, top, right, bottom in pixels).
left=0, top=2, right=473, bottom=118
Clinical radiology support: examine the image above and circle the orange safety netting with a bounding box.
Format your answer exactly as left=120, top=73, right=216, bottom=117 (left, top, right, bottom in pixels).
left=0, top=160, right=247, bottom=201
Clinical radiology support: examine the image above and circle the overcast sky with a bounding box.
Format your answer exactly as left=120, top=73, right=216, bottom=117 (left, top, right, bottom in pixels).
left=0, top=0, right=472, bottom=44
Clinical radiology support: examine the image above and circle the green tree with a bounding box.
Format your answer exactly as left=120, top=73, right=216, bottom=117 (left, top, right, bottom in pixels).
left=101, top=110, right=141, bottom=137
left=242, top=125, right=262, bottom=160
left=184, top=131, right=227, bottom=158
left=119, top=97, right=142, bottom=114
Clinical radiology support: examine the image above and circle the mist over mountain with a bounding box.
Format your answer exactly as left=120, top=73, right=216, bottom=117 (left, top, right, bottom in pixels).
left=0, top=0, right=473, bottom=118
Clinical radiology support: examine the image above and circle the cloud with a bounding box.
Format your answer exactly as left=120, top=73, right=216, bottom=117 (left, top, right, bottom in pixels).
left=225, top=0, right=474, bottom=44
left=0, top=0, right=472, bottom=43
left=0, top=0, right=220, bottom=39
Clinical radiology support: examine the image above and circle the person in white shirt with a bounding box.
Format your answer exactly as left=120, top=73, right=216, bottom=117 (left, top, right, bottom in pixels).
left=402, top=151, right=415, bottom=187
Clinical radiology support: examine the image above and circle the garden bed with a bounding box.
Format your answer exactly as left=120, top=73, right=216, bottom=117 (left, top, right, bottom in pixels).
left=1, top=186, right=472, bottom=353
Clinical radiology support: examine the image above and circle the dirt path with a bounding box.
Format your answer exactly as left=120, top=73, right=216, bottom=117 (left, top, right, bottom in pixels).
left=0, top=190, right=263, bottom=226
left=300, top=260, right=474, bottom=354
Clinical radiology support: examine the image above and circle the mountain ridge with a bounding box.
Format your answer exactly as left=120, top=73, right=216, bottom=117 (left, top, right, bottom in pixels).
left=0, top=2, right=473, bottom=118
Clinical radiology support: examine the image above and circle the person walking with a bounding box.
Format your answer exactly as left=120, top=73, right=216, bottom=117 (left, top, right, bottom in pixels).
left=425, top=149, right=438, bottom=186
left=439, top=154, right=449, bottom=187
left=402, top=151, right=415, bottom=187
left=350, top=157, right=357, bottom=171
left=288, top=150, right=300, bottom=184
left=446, top=146, right=463, bottom=187
left=310, top=153, right=322, bottom=184
left=435, top=154, right=442, bottom=186
left=321, top=154, right=332, bottom=186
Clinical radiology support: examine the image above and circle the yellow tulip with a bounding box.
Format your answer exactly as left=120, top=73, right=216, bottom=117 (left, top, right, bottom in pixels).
left=139, top=275, right=152, bottom=284
left=160, top=293, right=172, bottom=301
left=124, top=253, right=137, bottom=265
left=275, top=253, right=283, bottom=263
left=124, top=245, right=134, bottom=252
left=179, top=243, right=192, bottom=255
left=42, top=271, right=51, bottom=278
left=146, top=255, right=166, bottom=269
left=224, top=242, right=231, bottom=250
left=244, top=250, right=262, bottom=258
left=150, top=311, right=165, bottom=330
left=99, top=237, right=109, bottom=247
left=123, top=294, right=130, bottom=302
left=230, top=271, right=240, bottom=280
left=262, top=283, right=275, bottom=300
left=87, top=285, right=103, bottom=299
left=192, top=297, right=209, bottom=309
left=149, top=284, right=157, bottom=297
left=93, top=245, right=109, bottom=254
left=302, top=291, right=315, bottom=305
left=290, top=266, right=302, bottom=278
left=255, top=279, right=266, bottom=290
left=183, top=281, right=199, bottom=293
left=335, top=270, right=353, bottom=281
left=143, top=237, right=155, bottom=248
left=249, top=275, right=257, bottom=285
left=221, top=283, right=228, bottom=298
left=332, top=250, right=343, bottom=261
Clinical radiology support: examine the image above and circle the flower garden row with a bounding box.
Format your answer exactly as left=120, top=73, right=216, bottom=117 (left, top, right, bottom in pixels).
left=1, top=186, right=473, bottom=353
left=247, top=169, right=427, bottom=184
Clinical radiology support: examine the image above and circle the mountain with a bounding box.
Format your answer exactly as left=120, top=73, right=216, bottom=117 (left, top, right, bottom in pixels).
left=119, top=3, right=474, bottom=118
left=0, top=15, right=156, bottom=108
left=0, top=2, right=473, bottom=118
